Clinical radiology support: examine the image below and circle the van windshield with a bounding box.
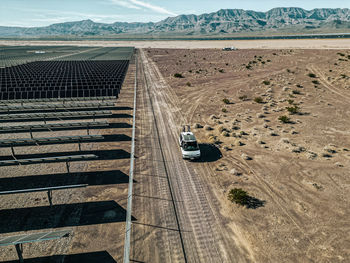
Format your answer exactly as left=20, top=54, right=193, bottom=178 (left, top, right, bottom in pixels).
left=183, top=141, right=199, bottom=151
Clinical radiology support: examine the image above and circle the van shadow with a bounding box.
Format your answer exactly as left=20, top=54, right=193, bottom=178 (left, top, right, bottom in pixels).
left=0, top=200, right=136, bottom=234
left=0, top=251, right=117, bottom=263
left=196, top=143, right=222, bottom=162
left=0, top=170, right=131, bottom=192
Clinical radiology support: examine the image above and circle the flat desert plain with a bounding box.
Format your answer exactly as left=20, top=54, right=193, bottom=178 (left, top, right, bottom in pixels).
left=1, top=38, right=350, bottom=49
left=145, top=48, right=350, bottom=262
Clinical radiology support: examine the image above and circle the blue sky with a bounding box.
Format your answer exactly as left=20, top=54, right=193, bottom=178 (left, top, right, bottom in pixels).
left=1, top=0, right=349, bottom=27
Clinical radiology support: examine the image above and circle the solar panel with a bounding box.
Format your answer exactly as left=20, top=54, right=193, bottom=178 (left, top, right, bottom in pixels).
left=0, top=121, right=109, bottom=132
left=0, top=184, right=88, bottom=195
left=0, top=96, right=116, bottom=104
left=0, top=102, right=115, bottom=111
left=0, top=135, right=104, bottom=147
left=0, top=154, right=98, bottom=166
left=0, top=110, right=112, bottom=120
left=0, top=229, right=71, bottom=247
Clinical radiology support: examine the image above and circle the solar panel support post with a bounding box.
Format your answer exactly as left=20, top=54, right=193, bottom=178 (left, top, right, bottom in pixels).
left=78, top=141, right=81, bottom=151
left=15, top=243, right=24, bottom=263
left=29, top=127, right=33, bottom=139
left=66, top=161, right=70, bottom=173
left=47, top=190, right=53, bottom=206
left=10, top=146, right=15, bottom=158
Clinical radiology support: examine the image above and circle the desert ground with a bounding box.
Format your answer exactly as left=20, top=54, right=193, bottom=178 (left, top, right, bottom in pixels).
left=1, top=39, right=350, bottom=49
left=0, top=42, right=349, bottom=263
left=137, top=47, right=350, bottom=262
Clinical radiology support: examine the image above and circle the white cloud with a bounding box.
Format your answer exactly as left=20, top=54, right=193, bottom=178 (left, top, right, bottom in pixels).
left=129, top=0, right=177, bottom=16
left=109, top=0, right=141, bottom=9
left=109, top=0, right=177, bottom=16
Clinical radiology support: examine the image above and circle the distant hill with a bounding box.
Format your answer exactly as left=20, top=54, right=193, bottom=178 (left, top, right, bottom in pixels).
left=1, top=7, right=350, bottom=37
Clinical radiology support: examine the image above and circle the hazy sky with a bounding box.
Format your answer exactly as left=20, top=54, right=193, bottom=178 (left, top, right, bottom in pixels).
left=1, top=0, right=349, bottom=27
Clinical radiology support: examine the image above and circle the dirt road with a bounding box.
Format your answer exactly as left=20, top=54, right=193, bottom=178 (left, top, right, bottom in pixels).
left=129, top=49, right=253, bottom=262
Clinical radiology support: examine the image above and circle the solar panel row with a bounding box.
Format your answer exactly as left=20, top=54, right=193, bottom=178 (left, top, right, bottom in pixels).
left=0, top=96, right=116, bottom=104
left=0, top=135, right=104, bottom=147
left=0, top=121, right=109, bottom=132
left=0, top=110, right=112, bottom=120
left=0, top=60, right=129, bottom=100
left=0, top=154, right=98, bottom=166
left=0, top=102, right=115, bottom=111
left=0, top=229, right=72, bottom=246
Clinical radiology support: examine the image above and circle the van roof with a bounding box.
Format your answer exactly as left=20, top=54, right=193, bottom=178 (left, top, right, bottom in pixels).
left=182, top=132, right=196, bottom=141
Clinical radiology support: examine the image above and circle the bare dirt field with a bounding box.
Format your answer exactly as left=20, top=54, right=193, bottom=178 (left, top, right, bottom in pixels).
left=1, top=39, right=350, bottom=49
left=141, top=48, right=350, bottom=262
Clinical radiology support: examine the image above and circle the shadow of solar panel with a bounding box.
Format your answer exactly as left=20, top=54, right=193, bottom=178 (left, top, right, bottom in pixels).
left=0, top=200, right=135, bottom=234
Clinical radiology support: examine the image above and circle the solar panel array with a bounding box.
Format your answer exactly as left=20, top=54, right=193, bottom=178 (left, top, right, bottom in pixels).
left=0, top=46, right=132, bottom=260
left=0, top=60, right=129, bottom=100
left=0, top=46, right=134, bottom=67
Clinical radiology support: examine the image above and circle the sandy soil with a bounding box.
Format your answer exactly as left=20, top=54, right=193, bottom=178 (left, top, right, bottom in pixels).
left=1, top=39, right=350, bottom=49
left=143, top=48, right=350, bottom=262
left=0, top=61, right=135, bottom=262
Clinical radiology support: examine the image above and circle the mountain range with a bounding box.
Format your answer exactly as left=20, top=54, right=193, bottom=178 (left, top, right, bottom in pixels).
left=1, top=7, right=350, bottom=37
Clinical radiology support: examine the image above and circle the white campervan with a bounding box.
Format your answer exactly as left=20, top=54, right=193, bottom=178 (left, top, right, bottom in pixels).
left=179, top=126, right=201, bottom=160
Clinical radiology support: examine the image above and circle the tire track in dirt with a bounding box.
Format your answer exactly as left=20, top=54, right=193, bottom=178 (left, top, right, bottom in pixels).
left=308, top=65, right=350, bottom=101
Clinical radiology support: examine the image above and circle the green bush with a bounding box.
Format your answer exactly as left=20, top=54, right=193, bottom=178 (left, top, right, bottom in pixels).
left=262, top=80, right=270, bottom=85
left=218, top=69, right=224, bottom=73
left=286, top=106, right=299, bottom=114
left=278, top=115, right=291, bottom=123
left=308, top=73, right=317, bottom=78
left=174, top=73, right=184, bottom=78
left=186, top=82, right=191, bottom=87
left=222, top=98, right=230, bottom=104
left=292, top=90, right=301, bottom=95
left=312, top=80, right=320, bottom=85
left=287, top=99, right=294, bottom=105
left=222, top=108, right=227, bottom=113
left=228, top=188, right=249, bottom=205
left=254, top=97, right=264, bottom=103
